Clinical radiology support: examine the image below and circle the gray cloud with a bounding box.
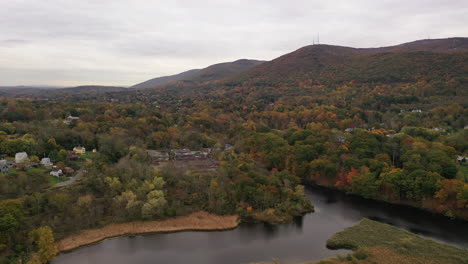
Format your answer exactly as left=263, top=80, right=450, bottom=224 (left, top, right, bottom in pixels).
left=0, top=0, right=467, bottom=86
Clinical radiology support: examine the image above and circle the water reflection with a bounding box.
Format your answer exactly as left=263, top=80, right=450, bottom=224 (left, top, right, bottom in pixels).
left=53, top=185, right=468, bottom=264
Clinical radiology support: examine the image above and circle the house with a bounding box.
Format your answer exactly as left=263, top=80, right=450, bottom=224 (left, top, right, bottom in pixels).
left=40, top=158, right=53, bottom=167
left=50, top=169, right=63, bottom=177
left=411, top=109, right=422, bottom=113
left=432, top=127, right=446, bottom=132
left=73, top=146, right=86, bottom=155
left=15, top=152, right=29, bottom=163
left=225, top=144, right=233, bottom=151
left=0, top=160, right=9, bottom=174
left=337, top=136, right=346, bottom=144
left=146, top=150, right=170, bottom=162
left=63, top=167, right=75, bottom=174
left=457, top=156, right=467, bottom=164
left=64, top=115, right=79, bottom=125
left=67, top=151, right=78, bottom=160
left=344, top=128, right=354, bottom=133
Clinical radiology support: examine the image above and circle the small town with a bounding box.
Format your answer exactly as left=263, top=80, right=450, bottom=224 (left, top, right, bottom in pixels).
left=0, top=146, right=89, bottom=188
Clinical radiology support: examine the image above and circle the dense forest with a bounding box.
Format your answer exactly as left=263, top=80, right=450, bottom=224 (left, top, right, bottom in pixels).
left=0, top=38, right=467, bottom=263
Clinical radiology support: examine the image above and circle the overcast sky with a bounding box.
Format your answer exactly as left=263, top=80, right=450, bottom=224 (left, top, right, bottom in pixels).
left=0, top=0, right=467, bottom=87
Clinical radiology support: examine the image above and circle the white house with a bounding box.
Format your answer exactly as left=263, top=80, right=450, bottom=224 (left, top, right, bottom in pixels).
left=64, top=115, right=79, bottom=125
left=40, top=158, right=53, bottom=167
left=457, top=156, right=467, bottom=163
left=50, top=169, right=63, bottom=177
left=15, top=152, right=29, bottom=163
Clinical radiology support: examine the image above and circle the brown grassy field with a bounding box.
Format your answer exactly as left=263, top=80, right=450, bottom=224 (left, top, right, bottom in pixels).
left=56, top=211, right=238, bottom=252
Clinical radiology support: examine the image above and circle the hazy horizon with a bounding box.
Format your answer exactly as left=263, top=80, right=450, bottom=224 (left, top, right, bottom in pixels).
left=1, top=0, right=467, bottom=87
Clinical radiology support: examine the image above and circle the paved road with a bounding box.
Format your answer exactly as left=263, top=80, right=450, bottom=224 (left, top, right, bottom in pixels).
left=54, top=169, right=86, bottom=188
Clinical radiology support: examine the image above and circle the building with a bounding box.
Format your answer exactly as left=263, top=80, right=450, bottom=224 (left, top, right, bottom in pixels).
left=432, top=127, right=446, bottom=132
left=345, top=128, right=354, bottom=133
left=172, top=149, right=209, bottom=161
left=50, top=169, right=63, bottom=177
left=337, top=136, right=346, bottom=144
left=63, top=167, right=75, bottom=174
left=225, top=144, right=233, bottom=151
left=457, top=156, right=467, bottom=164
left=64, top=115, right=79, bottom=125
left=15, top=152, right=29, bottom=163
left=0, top=160, right=9, bottom=174
left=67, top=151, right=78, bottom=160
left=40, top=158, right=53, bottom=167
left=146, top=150, right=170, bottom=162
left=73, top=146, right=86, bottom=155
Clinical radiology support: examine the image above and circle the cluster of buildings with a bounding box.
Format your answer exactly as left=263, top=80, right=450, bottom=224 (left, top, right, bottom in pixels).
left=0, top=146, right=86, bottom=177
left=146, top=146, right=233, bottom=169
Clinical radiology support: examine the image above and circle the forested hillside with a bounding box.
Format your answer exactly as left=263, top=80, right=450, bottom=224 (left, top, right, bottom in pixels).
left=0, top=38, right=467, bottom=264
left=131, top=59, right=265, bottom=89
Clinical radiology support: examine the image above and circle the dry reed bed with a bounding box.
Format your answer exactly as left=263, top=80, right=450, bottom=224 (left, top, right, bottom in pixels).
left=57, top=212, right=239, bottom=252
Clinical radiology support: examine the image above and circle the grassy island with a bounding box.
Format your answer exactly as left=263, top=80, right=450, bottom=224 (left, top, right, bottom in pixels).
left=254, top=218, right=468, bottom=264
left=322, top=218, right=468, bottom=264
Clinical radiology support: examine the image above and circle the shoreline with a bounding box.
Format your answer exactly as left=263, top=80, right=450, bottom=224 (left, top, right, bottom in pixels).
left=56, top=211, right=239, bottom=253
left=303, top=180, right=468, bottom=222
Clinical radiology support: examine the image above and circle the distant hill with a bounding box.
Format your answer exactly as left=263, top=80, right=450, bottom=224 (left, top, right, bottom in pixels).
left=364, top=37, right=468, bottom=53
left=1, top=38, right=467, bottom=102
left=131, top=69, right=200, bottom=89
left=55, top=85, right=127, bottom=93
left=228, top=37, right=468, bottom=95
left=131, top=59, right=265, bottom=89
left=0, top=85, right=127, bottom=99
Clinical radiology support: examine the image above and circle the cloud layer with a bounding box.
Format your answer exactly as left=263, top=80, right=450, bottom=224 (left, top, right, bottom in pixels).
left=1, top=0, right=467, bottom=86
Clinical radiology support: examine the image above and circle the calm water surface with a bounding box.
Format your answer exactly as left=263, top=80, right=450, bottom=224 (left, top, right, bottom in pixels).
left=54, top=186, right=468, bottom=264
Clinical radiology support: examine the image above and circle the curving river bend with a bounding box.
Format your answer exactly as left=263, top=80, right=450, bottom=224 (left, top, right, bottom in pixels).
left=53, top=186, right=468, bottom=264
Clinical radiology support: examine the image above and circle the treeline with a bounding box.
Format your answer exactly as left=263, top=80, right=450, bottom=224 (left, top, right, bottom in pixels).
left=0, top=76, right=467, bottom=263
left=0, top=150, right=312, bottom=263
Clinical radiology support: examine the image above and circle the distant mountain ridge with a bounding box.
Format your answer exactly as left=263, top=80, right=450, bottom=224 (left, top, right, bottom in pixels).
left=0, top=85, right=126, bottom=98
left=131, top=59, right=265, bottom=89
left=229, top=37, right=468, bottom=89
left=1, top=37, right=467, bottom=100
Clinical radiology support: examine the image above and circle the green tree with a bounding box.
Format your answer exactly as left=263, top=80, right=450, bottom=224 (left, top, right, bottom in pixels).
left=28, top=226, right=58, bottom=264
left=141, top=190, right=167, bottom=219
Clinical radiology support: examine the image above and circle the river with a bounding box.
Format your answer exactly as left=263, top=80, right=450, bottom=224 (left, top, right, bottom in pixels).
left=53, top=185, right=468, bottom=264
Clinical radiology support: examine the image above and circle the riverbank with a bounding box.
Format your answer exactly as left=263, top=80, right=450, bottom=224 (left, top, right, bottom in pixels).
left=303, top=179, right=468, bottom=222
left=56, top=211, right=239, bottom=252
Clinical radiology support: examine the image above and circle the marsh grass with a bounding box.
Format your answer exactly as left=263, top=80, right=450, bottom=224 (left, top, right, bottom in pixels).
left=326, top=218, right=468, bottom=264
